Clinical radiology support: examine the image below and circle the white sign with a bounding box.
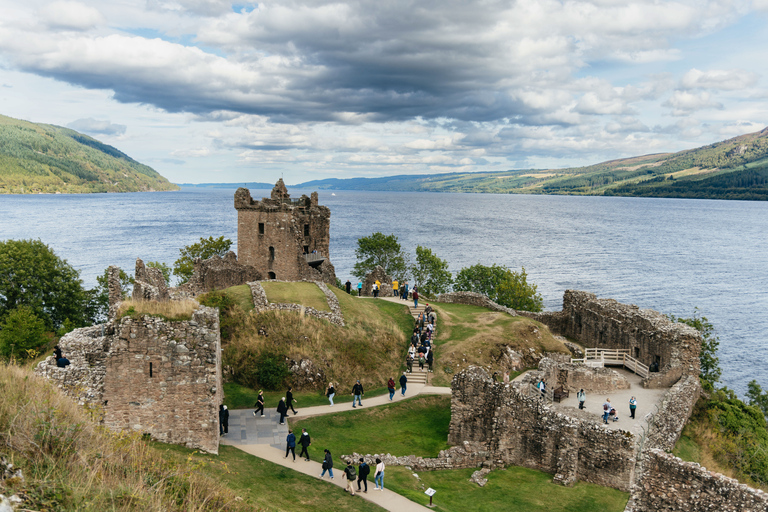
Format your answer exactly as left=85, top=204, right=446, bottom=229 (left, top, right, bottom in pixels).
left=425, top=488, right=436, bottom=497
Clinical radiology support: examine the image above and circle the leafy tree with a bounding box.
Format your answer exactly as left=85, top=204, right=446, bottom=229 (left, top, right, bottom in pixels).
left=747, top=380, right=768, bottom=418
left=352, top=232, right=409, bottom=281
left=673, top=309, right=721, bottom=388
left=411, top=246, right=452, bottom=297
left=0, top=239, right=91, bottom=329
left=173, top=236, right=232, bottom=284
left=0, top=305, right=48, bottom=361
left=147, top=261, right=171, bottom=286
left=454, top=263, right=543, bottom=312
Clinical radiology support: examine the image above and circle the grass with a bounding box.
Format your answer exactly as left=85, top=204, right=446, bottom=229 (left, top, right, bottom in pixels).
left=261, top=281, right=330, bottom=311
left=330, top=288, right=415, bottom=336
left=156, top=444, right=385, bottom=512
left=385, top=465, right=629, bottom=512
left=221, top=284, right=254, bottom=312
left=292, top=395, right=451, bottom=463
left=223, top=381, right=390, bottom=410
left=117, top=299, right=199, bottom=321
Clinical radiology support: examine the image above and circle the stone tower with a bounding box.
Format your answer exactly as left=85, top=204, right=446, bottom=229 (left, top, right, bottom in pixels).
left=234, top=180, right=336, bottom=284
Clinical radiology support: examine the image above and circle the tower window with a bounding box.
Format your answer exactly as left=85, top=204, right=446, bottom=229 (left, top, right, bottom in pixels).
left=259, top=223, right=265, bottom=235
left=304, top=224, right=310, bottom=237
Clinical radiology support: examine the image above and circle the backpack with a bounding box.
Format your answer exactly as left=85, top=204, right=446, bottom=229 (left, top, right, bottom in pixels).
left=604, top=403, right=610, bottom=411
left=347, top=465, right=357, bottom=479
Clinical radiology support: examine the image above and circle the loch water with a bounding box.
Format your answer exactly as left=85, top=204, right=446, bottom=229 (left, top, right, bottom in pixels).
left=1, top=187, right=767, bottom=395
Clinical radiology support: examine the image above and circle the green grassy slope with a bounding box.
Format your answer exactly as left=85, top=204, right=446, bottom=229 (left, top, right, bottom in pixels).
left=0, top=113, right=179, bottom=194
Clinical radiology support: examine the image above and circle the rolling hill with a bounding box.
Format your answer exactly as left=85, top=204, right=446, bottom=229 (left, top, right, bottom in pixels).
left=296, top=127, right=768, bottom=200
left=0, top=114, right=179, bottom=194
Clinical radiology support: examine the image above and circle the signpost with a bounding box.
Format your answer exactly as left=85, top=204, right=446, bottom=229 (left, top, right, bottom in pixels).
left=425, top=488, right=436, bottom=507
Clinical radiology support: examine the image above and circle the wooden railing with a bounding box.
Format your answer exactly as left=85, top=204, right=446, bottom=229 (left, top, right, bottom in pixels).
left=571, top=348, right=649, bottom=378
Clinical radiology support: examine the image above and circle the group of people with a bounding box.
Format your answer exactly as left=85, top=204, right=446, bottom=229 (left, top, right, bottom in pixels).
left=407, top=304, right=436, bottom=373
left=341, top=278, right=419, bottom=302
left=573, top=389, right=639, bottom=423
left=319, top=450, right=387, bottom=495
left=52, top=345, right=70, bottom=368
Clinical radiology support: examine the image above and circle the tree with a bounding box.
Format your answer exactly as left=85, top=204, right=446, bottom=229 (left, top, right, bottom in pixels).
left=454, top=263, right=543, bottom=312
left=173, top=236, right=232, bottom=284
left=674, top=308, right=721, bottom=388
left=352, top=232, right=409, bottom=281
left=0, top=305, right=48, bottom=361
left=0, top=239, right=91, bottom=329
left=746, top=380, right=768, bottom=418
left=411, top=246, right=452, bottom=297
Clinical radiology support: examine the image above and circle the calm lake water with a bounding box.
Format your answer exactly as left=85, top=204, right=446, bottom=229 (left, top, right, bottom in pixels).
left=2, top=187, right=767, bottom=395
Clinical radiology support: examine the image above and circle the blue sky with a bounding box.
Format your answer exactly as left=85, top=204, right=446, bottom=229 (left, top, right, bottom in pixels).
left=0, top=0, right=766, bottom=184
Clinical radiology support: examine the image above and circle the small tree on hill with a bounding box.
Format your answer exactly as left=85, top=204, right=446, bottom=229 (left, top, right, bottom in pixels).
left=352, top=232, right=409, bottom=282
left=173, top=236, right=232, bottom=284
left=411, top=246, right=452, bottom=297
left=0, top=305, right=48, bottom=361
left=454, top=263, right=543, bottom=312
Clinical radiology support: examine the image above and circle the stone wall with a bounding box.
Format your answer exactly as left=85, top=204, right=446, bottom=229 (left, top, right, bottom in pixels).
left=362, top=265, right=393, bottom=297
left=35, top=306, right=222, bottom=454
left=627, top=450, right=768, bottom=512
left=521, top=290, right=702, bottom=388
left=537, top=357, right=631, bottom=393
left=179, top=251, right=262, bottom=295
left=643, top=375, right=701, bottom=452
left=132, top=258, right=169, bottom=302
left=436, top=291, right=518, bottom=317
left=235, top=181, right=336, bottom=285
left=448, top=366, right=637, bottom=491
left=247, top=280, right=345, bottom=327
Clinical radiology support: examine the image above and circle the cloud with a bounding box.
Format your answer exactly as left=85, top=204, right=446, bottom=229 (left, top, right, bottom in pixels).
left=681, top=68, right=759, bottom=90
left=663, top=91, right=724, bottom=115
left=40, top=1, right=104, bottom=30
left=67, top=117, right=126, bottom=135
left=170, top=147, right=211, bottom=157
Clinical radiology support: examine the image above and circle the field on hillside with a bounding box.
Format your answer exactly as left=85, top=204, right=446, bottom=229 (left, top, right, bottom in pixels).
left=262, top=281, right=331, bottom=311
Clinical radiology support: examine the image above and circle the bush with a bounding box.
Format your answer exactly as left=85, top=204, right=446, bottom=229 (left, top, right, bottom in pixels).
left=173, top=236, right=232, bottom=284
left=255, top=353, right=291, bottom=390
left=0, top=305, right=49, bottom=361
left=455, top=263, right=543, bottom=312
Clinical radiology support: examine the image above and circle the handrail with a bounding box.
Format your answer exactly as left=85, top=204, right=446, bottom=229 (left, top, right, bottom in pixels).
left=571, top=348, right=649, bottom=378
left=303, top=252, right=325, bottom=262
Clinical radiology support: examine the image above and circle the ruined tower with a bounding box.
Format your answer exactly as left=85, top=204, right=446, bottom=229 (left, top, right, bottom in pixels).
left=234, top=179, right=336, bottom=284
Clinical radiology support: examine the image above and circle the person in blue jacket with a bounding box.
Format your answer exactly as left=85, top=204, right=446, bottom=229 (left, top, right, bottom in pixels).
left=285, top=429, right=296, bottom=462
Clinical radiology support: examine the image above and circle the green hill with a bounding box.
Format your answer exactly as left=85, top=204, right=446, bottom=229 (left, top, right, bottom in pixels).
left=296, top=127, right=768, bottom=200
left=0, top=114, right=179, bottom=194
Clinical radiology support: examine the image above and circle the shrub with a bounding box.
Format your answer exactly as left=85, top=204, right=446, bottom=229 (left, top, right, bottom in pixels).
left=0, top=305, right=49, bottom=361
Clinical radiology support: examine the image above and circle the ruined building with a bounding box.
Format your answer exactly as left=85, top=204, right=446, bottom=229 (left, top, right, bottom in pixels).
left=235, top=179, right=336, bottom=285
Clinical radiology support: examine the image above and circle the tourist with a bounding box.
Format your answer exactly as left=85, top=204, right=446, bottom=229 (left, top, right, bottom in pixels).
left=219, top=404, right=229, bottom=436
left=418, top=352, right=426, bottom=372
left=392, top=279, right=398, bottom=298
left=629, top=396, right=637, bottom=419
left=320, top=449, right=334, bottom=479
left=285, top=429, right=296, bottom=462
left=406, top=354, right=414, bottom=373
left=345, top=279, right=351, bottom=294
left=357, top=457, right=370, bottom=493
left=538, top=378, right=546, bottom=399
left=427, top=349, right=434, bottom=372
left=299, top=428, right=311, bottom=461
left=286, top=386, right=298, bottom=415
left=374, top=458, right=385, bottom=490
left=352, top=380, right=364, bottom=407
left=372, top=281, right=379, bottom=298
left=326, top=382, right=336, bottom=406
left=408, top=344, right=417, bottom=361
left=401, top=282, right=408, bottom=300
left=277, top=397, right=288, bottom=424
left=577, top=389, right=586, bottom=409
left=387, top=377, right=396, bottom=400
left=424, top=303, right=433, bottom=316
left=254, top=390, right=265, bottom=416
left=503, top=371, right=510, bottom=383
left=400, top=371, right=408, bottom=395
left=53, top=345, right=62, bottom=360
left=413, top=287, right=419, bottom=308
left=357, top=281, right=362, bottom=296
left=342, top=459, right=357, bottom=495
left=602, top=398, right=612, bottom=424
left=56, top=354, right=71, bottom=368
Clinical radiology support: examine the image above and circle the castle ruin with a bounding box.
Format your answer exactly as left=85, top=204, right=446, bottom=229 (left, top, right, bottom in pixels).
left=235, top=180, right=336, bottom=285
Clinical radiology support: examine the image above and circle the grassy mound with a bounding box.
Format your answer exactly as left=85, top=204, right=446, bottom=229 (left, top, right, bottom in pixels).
left=262, top=281, right=331, bottom=311
left=116, top=299, right=199, bottom=321
left=0, top=363, right=249, bottom=511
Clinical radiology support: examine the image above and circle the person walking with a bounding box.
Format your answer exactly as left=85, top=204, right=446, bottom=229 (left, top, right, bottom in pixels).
left=357, top=457, right=370, bottom=493
left=629, top=396, right=637, bottom=419
left=285, top=429, right=296, bottom=462
left=345, top=279, right=351, bottom=294
left=538, top=378, right=547, bottom=399
left=374, top=458, right=385, bottom=490
left=392, top=279, right=398, bottom=298
left=320, top=449, right=334, bottom=479
left=352, top=380, right=364, bottom=408
left=387, top=377, right=396, bottom=400
left=286, top=386, right=298, bottom=415
left=253, top=390, right=265, bottom=416
left=602, top=398, right=612, bottom=424
left=277, top=397, right=288, bottom=424
left=326, top=382, right=336, bottom=406
left=372, top=282, right=379, bottom=298
left=219, top=404, right=229, bottom=436
left=298, top=428, right=311, bottom=461
left=406, top=354, right=414, bottom=373
left=399, top=371, right=408, bottom=396
left=577, top=389, right=586, bottom=409
left=342, top=460, right=357, bottom=495
left=426, top=349, right=434, bottom=372
left=412, top=287, right=419, bottom=309
left=357, top=281, right=362, bottom=296
left=402, top=282, right=408, bottom=300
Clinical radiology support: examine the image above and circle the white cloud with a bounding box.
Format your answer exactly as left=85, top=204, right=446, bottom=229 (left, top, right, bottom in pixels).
left=67, top=117, right=126, bottom=135
left=681, top=68, right=759, bottom=90
left=171, top=147, right=211, bottom=157
left=40, top=1, right=104, bottom=30
left=664, top=91, right=724, bottom=115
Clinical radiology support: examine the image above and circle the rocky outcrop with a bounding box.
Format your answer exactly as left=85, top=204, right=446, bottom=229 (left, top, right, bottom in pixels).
left=180, top=251, right=261, bottom=295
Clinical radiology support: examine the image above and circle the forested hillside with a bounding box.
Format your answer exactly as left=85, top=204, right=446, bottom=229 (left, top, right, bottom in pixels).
left=297, top=127, right=768, bottom=200
left=0, top=114, right=178, bottom=194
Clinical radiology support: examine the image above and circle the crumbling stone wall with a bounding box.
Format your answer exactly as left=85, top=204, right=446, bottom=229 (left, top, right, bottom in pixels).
left=436, top=291, right=518, bottom=317
left=133, top=258, right=169, bottom=302
left=247, top=280, right=345, bottom=327
left=521, top=290, right=701, bottom=388
left=179, top=251, right=262, bottom=295
left=449, top=366, right=636, bottom=491
left=643, top=375, right=701, bottom=451
left=235, top=181, right=336, bottom=285
left=537, top=357, right=631, bottom=393
left=362, top=265, right=393, bottom=297
left=626, top=450, right=768, bottom=512
left=36, top=306, right=222, bottom=454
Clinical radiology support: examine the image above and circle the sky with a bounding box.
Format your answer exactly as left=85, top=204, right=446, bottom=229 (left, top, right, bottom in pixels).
left=1, top=0, right=767, bottom=185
